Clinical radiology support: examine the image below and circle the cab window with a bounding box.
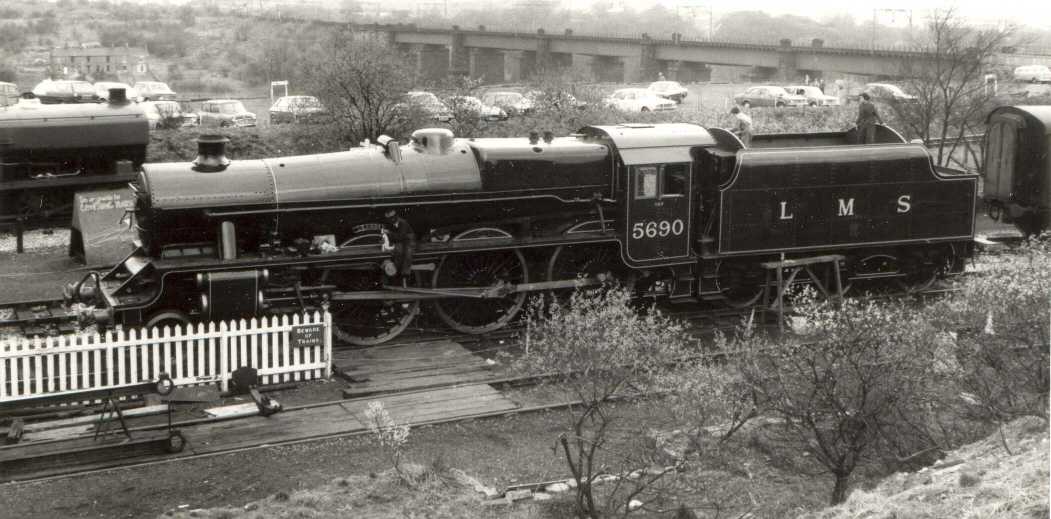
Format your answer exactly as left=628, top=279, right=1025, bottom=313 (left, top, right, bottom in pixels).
left=634, top=163, right=689, bottom=199
left=635, top=166, right=659, bottom=199
left=662, top=163, right=688, bottom=196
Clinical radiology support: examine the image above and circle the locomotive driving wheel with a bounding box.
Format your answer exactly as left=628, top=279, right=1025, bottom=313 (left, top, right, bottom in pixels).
left=324, top=267, right=420, bottom=346
left=431, top=228, right=529, bottom=335
left=546, top=243, right=623, bottom=286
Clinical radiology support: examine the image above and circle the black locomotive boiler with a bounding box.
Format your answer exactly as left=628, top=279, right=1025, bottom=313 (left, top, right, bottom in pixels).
left=67, top=122, right=978, bottom=345
left=0, top=90, right=148, bottom=223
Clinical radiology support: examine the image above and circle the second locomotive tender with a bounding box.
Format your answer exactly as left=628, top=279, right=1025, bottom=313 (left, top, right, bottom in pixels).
left=73, top=123, right=977, bottom=345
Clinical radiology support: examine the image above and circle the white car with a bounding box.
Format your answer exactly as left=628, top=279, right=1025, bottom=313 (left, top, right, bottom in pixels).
left=864, top=83, right=918, bottom=103
left=606, top=88, right=676, bottom=112
left=647, top=81, right=688, bottom=103
left=481, top=91, right=534, bottom=116
left=404, top=91, right=452, bottom=122
left=445, top=95, right=507, bottom=121
left=93, top=81, right=138, bottom=101
left=784, top=85, right=840, bottom=106
left=1013, top=65, right=1051, bottom=83
left=132, top=81, right=176, bottom=101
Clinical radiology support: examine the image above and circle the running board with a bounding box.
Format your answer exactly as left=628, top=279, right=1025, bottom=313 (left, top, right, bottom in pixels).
left=330, top=277, right=605, bottom=302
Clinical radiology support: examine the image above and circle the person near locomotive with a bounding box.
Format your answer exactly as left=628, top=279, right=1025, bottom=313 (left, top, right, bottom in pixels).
left=381, top=209, right=416, bottom=280
left=730, top=106, right=753, bottom=146
left=856, top=92, right=883, bottom=144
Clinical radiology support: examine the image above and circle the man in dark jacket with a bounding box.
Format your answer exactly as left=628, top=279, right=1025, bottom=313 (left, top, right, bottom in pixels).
left=382, top=209, right=415, bottom=280
left=856, top=92, right=883, bottom=144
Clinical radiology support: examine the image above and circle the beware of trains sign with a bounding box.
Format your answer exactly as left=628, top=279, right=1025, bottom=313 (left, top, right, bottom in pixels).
left=290, top=323, right=325, bottom=348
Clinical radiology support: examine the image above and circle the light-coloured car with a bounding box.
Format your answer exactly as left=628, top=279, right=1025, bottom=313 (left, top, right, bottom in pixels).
left=525, top=90, right=587, bottom=111
left=864, top=83, right=918, bottom=103
left=783, top=85, right=840, bottom=106
left=405, top=91, right=452, bottom=122
left=93, top=81, right=138, bottom=101
left=269, top=95, right=326, bottom=124
left=133, top=81, right=176, bottom=101
left=605, top=88, right=676, bottom=112
left=445, top=95, right=507, bottom=121
left=31, top=79, right=98, bottom=104
left=648, top=81, right=689, bottom=103
left=141, top=100, right=196, bottom=130
left=198, top=99, right=257, bottom=128
left=733, top=86, right=807, bottom=108
left=481, top=91, right=533, bottom=116
left=1013, top=65, right=1051, bottom=83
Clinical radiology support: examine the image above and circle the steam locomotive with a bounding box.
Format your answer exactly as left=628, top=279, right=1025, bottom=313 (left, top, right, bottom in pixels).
left=0, top=91, right=148, bottom=223
left=61, top=120, right=987, bottom=345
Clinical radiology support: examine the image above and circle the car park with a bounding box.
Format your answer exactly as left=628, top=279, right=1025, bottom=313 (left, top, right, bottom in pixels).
left=269, top=95, right=327, bottom=124
left=480, top=91, right=533, bottom=116
left=405, top=91, right=452, bottom=122
left=1013, top=65, right=1051, bottom=83
left=733, top=86, right=807, bottom=108
left=197, top=99, right=257, bottom=128
left=93, top=81, right=138, bottom=101
left=133, top=81, right=177, bottom=101
left=783, top=85, right=840, bottom=106
left=31, top=79, right=98, bottom=104
left=525, top=90, right=587, bottom=111
left=445, top=95, right=507, bottom=121
left=141, top=100, right=196, bottom=130
left=605, top=88, right=676, bottom=112
left=863, top=83, right=918, bottom=103
left=0, top=81, right=18, bottom=107
left=647, top=81, right=689, bottom=103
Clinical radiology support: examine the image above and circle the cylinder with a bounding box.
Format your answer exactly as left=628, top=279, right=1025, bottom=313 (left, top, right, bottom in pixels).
left=220, top=221, right=237, bottom=260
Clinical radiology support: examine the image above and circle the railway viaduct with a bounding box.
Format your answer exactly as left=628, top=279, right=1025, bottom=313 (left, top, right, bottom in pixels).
left=356, top=24, right=940, bottom=84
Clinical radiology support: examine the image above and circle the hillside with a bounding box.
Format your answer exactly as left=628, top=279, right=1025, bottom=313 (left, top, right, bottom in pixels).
left=802, top=417, right=1049, bottom=519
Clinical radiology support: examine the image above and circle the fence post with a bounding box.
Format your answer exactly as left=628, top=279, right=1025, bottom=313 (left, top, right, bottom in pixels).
left=219, top=320, right=229, bottom=392
left=323, top=307, right=332, bottom=380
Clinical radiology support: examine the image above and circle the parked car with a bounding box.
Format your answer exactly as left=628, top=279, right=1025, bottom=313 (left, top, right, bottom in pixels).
left=1013, top=65, right=1051, bottom=83
left=862, top=83, right=918, bottom=103
left=647, top=81, right=689, bottom=103
left=141, top=100, right=197, bottom=130
left=783, top=85, right=840, bottom=106
left=269, top=95, right=327, bottom=124
left=31, top=79, right=98, bottom=104
left=133, top=81, right=177, bottom=101
left=93, top=81, right=138, bottom=101
left=445, top=95, right=507, bottom=121
left=525, top=90, right=587, bottom=111
left=733, top=86, right=807, bottom=108
left=0, top=81, right=18, bottom=107
left=480, top=91, right=533, bottom=116
left=197, top=99, right=257, bottom=128
left=605, top=88, right=676, bottom=112
left=404, top=91, right=452, bottom=122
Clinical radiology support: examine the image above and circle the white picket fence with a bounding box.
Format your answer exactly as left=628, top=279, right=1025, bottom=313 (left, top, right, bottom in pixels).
left=0, top=311, right=332, bottom=407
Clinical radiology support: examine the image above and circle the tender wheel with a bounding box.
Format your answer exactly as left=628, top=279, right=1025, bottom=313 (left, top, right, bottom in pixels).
left=431, top=229, right=528, bottom=334
left=894, top=245, right=956, bottom=294
left=714, top=261, right=765, bottom=308
left=843, top=254, right=900, bottom=296
left=324, top=267, right=419, bottom=346
left=546, top=243, right=622, bottom=286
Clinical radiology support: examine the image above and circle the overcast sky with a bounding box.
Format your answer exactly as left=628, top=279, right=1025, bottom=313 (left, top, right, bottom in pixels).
left=559, top=0, right=1051, bottom=27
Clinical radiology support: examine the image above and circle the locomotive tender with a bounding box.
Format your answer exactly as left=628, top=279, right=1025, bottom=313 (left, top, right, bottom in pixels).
left=60, top=120, right=981, bottom=345
left=0, top=90, right=148, bottom=223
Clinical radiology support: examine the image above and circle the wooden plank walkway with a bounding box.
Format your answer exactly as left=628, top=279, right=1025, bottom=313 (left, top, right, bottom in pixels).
left=0, top=384, right=518, bottom=481
left=334, top=340, right=505, bottom=397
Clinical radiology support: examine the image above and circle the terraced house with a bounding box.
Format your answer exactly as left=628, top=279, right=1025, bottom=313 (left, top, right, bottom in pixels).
left=49, top=45, right=149, bottom=78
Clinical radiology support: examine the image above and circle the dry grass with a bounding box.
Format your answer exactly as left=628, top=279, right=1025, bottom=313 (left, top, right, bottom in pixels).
left=800, top=417, right=1050, bottom=519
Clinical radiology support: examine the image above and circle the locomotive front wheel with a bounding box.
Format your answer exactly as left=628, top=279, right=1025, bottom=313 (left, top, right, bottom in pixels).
left=324, top=268, right=419, bottom=347
left=546, top=243, right=623, bottom=287
left=713, top=261, right=765, bottom=309
left=431, top=249, right=529, bottom=335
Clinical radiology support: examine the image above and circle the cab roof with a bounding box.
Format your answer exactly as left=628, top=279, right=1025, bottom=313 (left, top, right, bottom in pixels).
left=988, top=105, right=1051, bottom=136
left=580, top=123, right=714, bottom=149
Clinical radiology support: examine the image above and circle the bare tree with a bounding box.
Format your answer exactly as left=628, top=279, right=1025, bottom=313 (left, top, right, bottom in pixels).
left=301, top=28, right=420, bottom=142
left=894, top=8, right=1018, bottom=167
left=731, top=290, right=946, bottom=505
left=509, top=288, right=690, bottom=518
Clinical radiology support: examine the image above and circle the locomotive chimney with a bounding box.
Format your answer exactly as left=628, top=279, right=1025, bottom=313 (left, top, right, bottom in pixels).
left=192, top=135, right=231, bottom=172
left=107, top=87, right=128, bottom=104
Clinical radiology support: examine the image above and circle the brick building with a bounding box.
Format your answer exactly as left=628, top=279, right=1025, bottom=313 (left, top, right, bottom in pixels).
left=49, top=45, right=150, bottom=79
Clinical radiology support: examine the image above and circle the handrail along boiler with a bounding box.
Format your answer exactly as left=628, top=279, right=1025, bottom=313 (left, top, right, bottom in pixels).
left=62, top=121, right=982, bottom=345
